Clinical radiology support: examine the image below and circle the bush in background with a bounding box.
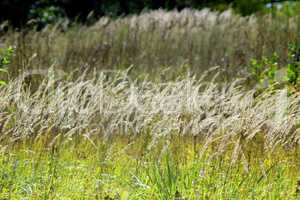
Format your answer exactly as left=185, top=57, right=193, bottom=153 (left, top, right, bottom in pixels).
left=0, top=0, right=298, bottom=27
left=28, top=0, right=65, bottom=28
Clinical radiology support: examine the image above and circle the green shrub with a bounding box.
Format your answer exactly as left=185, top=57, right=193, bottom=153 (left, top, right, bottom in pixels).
left=249, top=53, right=279, bottom=85
left=0, top=46, right=14, bottom=85
left=234, top=0, right=264, bottom=16
left=28, top=0, right=64, bottom=28
left=249, top=43, right=300, bottom=88
left=286, top=44, right=300, bottom=85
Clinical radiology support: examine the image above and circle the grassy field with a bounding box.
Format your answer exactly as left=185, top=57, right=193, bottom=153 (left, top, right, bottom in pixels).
left=0, top=9, right=300, bottom=199
left=1, top=136, right=299, bottom=199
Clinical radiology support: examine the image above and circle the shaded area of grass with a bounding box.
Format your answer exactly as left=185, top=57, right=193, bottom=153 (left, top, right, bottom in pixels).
left=2, top=9, right=300, bottom=80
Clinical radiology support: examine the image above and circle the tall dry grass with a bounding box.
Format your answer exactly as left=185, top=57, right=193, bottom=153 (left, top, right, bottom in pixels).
left=0, top=69, right=299, bottom=158
left=1, top=9, right=300, bottom=79
left=0, top=9, right=300, bottom=158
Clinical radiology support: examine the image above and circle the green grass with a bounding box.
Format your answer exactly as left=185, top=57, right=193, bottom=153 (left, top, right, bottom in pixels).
left=0, top=135, right=299, bottom=199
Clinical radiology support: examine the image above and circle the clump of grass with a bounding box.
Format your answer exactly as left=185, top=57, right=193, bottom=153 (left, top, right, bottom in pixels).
left=0, top=68, right=299, bottom=156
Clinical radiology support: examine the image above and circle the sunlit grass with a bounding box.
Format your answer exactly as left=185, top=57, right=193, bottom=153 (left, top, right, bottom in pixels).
left=0, top=135, right=299, bottom=199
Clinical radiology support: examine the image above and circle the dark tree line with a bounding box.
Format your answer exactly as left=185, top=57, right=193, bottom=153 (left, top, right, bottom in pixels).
left=0, top=0, right=294, bottom=27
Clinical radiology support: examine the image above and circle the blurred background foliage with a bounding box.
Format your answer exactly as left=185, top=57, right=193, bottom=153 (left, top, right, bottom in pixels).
left=0, top=0, right=300, bottom=27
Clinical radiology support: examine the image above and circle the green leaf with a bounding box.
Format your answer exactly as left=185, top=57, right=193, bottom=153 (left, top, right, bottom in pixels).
left=0, top=81, right=7, bottom=86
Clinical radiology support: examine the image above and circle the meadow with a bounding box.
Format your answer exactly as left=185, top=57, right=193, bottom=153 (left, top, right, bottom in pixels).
left=0, top=9, right=300, bottom=199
